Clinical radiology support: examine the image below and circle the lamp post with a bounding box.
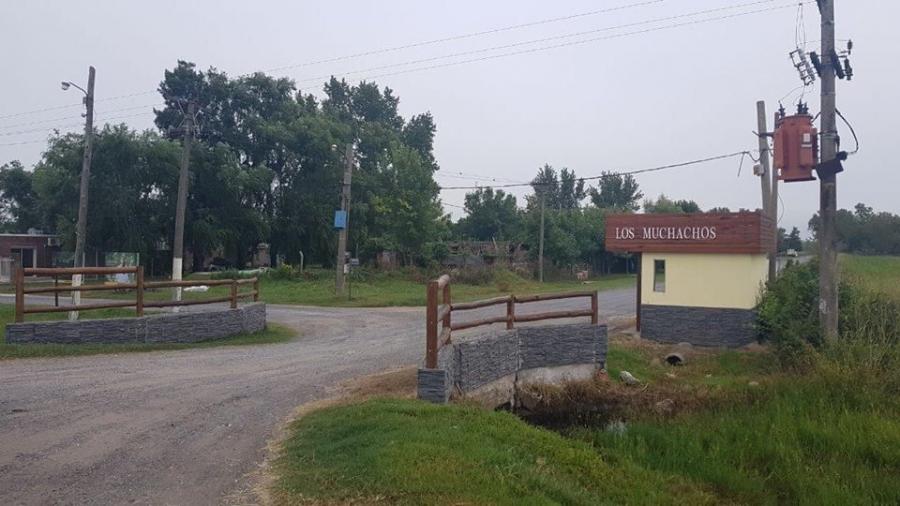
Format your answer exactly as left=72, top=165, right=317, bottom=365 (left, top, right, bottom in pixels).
left=61, top=66, right=95, bottom=320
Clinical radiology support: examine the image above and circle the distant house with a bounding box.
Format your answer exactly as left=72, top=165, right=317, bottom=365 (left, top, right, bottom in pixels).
left=0, top=231, right=61, bottom=281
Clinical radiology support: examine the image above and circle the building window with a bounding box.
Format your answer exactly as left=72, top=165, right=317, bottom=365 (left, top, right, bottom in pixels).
left=653, top=259, right=666, bottom=292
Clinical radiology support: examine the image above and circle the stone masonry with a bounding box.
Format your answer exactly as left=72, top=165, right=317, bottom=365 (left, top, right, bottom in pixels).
left=640, top=304, right=755, bottom=347
left=5, top=303, right=266, bottom=344
left=417, top=322, right=607, bottom=403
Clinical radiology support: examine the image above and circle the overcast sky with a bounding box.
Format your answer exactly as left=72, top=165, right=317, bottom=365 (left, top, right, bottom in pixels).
left=1, top=1, right=894, bottom=234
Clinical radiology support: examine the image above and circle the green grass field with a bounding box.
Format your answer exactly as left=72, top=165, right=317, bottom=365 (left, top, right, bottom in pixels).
left=842, top=254, right=900, bottom=298
left=12, top=268, right=634, bottom=308
left=0, top=303, right=295, bottom=359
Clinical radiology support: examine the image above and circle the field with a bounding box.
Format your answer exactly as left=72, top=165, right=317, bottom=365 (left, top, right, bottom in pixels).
left=9, top=267, right=634, bottom=308
left=272, top=255, right=900, bottom=504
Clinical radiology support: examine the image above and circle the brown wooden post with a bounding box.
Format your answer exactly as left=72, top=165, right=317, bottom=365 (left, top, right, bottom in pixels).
left=135, top=266, right=145, bottom=317
left=54, top=276, right=59, bottom=307
left=230, top=280, right=238, bottom=309
left=506, top=295, right=515, bottom=330
left=425, top=280, right=438, bottom=369
left=442, top=282, right=451, bottom=330
left=635, top=253, right=642, bottom=332
left=590, top=291, right=599, bottom=325
left=14, top=264, right=25, bottom=323
left=253, top=277, right=260, bottom=302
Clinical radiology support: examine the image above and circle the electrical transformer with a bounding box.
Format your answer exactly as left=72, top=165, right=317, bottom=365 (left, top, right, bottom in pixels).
left=773, top=106, right=818, bottom=182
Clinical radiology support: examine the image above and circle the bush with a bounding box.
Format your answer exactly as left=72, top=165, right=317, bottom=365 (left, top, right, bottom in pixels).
left=450, top=266, right=495, bottom=286
left=210, top=269, right=256, bottom=280
left=265, top=264, right=299, bottom=281
left=757, top=260, right=900, bottom=384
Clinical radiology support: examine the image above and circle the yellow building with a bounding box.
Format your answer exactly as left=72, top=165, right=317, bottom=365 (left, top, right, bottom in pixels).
left=606, top=212, right=774, bottom=347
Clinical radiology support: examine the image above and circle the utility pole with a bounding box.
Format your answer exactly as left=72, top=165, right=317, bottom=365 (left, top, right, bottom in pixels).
left=171, top=101, right=196, bottom=306
left=538, top=194, right=545, bottom=283
left=756, top=100, right=776, bottom=283
left=335, top=143, right=353, bottom=295
left=69, top=66, right=95, bottom=320
left=819, top=0, right=839, bottom=340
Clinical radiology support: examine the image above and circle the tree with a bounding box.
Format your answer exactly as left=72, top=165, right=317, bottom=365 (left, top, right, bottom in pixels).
left=809, top=202, right=900, bottom=255
left=0, top=161, right=41, bottom=232
left=589, top=172, right=642, bottom=211
left=707, top=206, right=732, bottom=213
left=456, top=187, right=521, bottom=241
left=643, top=194, right=702, bottom=214
left=528, top=165, right=584, bottom=210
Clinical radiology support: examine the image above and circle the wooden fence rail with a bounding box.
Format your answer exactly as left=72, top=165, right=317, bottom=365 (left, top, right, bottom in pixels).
left=14, top=266, right=259, bottom=323
left=424, top=274, right=599, bottom=368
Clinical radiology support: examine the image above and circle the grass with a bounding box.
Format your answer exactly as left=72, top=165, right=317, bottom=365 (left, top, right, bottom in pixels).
left=12, top=267, right=634, bottom=308
left=842, top=254, right=900, bottom=299
left=0, top=303, right=296, bottom=359
left=274, top=397, right=716, bottom=505
left=274, top=339, right=900, bottom=505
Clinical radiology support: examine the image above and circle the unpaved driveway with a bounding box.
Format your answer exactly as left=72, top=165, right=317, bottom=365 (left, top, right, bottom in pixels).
left=0, top=289, right=634, bottom=505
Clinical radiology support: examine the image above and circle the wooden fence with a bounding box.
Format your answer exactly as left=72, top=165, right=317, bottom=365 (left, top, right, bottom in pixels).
left=13, top=266, right=259, bottom=323
left=425, top=274, right=598, bottom=368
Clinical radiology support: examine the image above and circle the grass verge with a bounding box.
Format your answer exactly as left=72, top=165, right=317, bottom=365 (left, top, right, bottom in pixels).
left=0, top=302, right=295, bottom=359
left=273, top=397, right=715, bottom=505
left=273, top=338, right=900, bottom=505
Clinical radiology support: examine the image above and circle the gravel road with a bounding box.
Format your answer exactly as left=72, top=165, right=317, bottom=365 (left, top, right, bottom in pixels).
left=0, top=288, right=634, bottom=505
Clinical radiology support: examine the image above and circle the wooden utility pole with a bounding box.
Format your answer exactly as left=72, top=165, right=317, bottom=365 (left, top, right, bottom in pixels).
left=538, top=194, right=545, bottom=283
left=69, top=66, right=95, bottom=320
left=171, top=101, right=196, bottom=306
left=819, top=0, right=839, bottom=340
left=756, top=100, right=776, bottom=283
left=335, top=143, right=353, bottom=295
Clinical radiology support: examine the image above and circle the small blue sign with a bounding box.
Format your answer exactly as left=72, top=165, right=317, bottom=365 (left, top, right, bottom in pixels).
left=334, top=210, right=347, bottom=230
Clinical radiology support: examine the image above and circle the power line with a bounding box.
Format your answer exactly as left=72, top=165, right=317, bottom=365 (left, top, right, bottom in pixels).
left=334, top=2, right=804, bottom=85
left=0, top=102, right=83, bottom=121
left=294, top=0, right=783, bottom=86
left=437, top=151, right=750, bottom=190
left=259, top=0, right=664, bottom=75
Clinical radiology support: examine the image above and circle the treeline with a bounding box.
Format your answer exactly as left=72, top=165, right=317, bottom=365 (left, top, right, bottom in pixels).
left=0, top=60, right=724, bottom=274
left=0, top=61, right=443, bottom=270
left=809, top=203, right=900, bottom=255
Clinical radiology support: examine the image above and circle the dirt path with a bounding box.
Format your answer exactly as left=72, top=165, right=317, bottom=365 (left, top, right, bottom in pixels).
left=0, top=288, right=634, bottom=505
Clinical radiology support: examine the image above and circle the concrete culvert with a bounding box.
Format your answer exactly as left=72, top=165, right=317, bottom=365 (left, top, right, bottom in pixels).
left=665, top=352, right=685, bottom=366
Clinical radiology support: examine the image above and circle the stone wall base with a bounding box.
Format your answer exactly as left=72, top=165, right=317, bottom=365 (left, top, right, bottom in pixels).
left=641, top=304, right=755, bottom=347
left=5, top=303, right=267, bottom=344
left=418, top=322, right=607, bottom=404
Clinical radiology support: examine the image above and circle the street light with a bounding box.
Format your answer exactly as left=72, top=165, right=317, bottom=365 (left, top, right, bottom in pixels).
left=60, top=80, right=87, bottom=96
left=61, top=67, right=95, bottom=320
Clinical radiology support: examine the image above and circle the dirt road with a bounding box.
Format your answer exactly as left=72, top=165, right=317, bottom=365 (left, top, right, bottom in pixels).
left=0, top=288, right=634, bottom=505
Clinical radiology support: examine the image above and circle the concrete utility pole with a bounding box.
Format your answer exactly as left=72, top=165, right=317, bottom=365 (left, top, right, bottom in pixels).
left=538, top=194, right=545, bottom=283
left=335, top=143, right=354, bottom=295
left=68, top=66, right=95, bottom=320
left=756, top=100, right=776, bottom=283
left=171, top=101, right=196, bottom=305
left=819, top=0, right=839, bottom=340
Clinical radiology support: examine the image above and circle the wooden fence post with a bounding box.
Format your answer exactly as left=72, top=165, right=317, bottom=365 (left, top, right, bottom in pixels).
left=230, top=280, right=238, bottom=309
left=15, top=264, right=24, bottom=323
left=506, top=295, right=515, bottom=330
left=442, top=282, right=451, bottom=331
left=253, top=277, right=260, bottom=302
left=591, top=291, right=599, bottom=325
left=135, top=266, right=144, bottom=317
left=425, top=280, right=438, bottom=369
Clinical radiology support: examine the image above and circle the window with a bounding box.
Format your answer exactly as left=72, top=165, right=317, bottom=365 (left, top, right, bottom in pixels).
left=653, top=259, right=666, bottom=292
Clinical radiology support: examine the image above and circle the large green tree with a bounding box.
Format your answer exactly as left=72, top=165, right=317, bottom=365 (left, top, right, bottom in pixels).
left=456, top=187, right=521, bottom=241
left=0, top=161, right=41, bottom=233
left=643, top=194, right=702, bottom=213
left=589, top=172, right=643, bottom=211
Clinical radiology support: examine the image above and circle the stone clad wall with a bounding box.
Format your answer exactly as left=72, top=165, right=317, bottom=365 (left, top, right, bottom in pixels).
left=417, top=322, right=607, bottom=404
left=5, top=303, right=266, bottom=345
left=640, top=304, right=755, bottom=347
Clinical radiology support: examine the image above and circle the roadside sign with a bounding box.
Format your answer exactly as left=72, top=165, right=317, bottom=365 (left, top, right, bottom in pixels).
left=334, top=210, right=347, bottom=230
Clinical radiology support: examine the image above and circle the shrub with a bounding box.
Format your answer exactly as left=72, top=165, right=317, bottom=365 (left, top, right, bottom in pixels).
left=450, top=266, right=495, bottom=286
left=265, top=264, right=299, bottom=281
left=757, top=260, right=900, bottom=384
left=210, top=269, right=256, bottom=280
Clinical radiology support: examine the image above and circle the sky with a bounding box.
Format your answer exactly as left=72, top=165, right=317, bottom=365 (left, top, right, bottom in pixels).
left=1, top=0, right=895, bottom=235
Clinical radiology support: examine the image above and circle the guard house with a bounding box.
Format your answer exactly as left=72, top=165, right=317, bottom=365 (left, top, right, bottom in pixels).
left=605, top=211, right=774, bottom=347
